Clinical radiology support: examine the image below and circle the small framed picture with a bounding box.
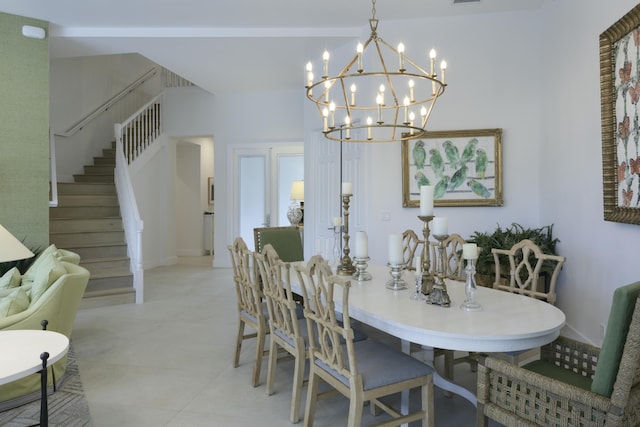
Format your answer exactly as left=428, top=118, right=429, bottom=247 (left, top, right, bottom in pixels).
left=208, top=177, right=214, bottom=203
left=402, top=128, right=503, bottom=207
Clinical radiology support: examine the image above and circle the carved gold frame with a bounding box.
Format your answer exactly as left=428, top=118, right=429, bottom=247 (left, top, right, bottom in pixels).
left=600, top=4, right=640, bottom=224
left=402, top=128, right=503, bottom=207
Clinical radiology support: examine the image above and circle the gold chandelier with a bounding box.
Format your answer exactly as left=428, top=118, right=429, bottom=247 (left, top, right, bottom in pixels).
left=305, top=0, right=448, bottom=143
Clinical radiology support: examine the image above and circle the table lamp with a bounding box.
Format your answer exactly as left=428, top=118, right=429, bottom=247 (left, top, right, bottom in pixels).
left=288, top=180, right=304, bottom=226
left=0, top=224, right=35, bottom=263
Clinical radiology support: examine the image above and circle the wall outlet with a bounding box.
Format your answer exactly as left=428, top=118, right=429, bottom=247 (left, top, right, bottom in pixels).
left=381, top=211, right=391, bottom=221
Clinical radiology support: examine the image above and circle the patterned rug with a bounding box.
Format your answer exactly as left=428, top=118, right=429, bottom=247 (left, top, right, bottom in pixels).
left=0, top=345, right=93, bottom=426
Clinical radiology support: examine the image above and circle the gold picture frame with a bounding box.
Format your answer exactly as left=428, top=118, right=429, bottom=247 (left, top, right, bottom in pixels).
left=402, top=128, right=503, bottom=207
left=600, top=4, right=640, bottom=224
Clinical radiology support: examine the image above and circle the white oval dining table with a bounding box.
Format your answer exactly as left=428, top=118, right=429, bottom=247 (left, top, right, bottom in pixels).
left=291, top=262, right=566, bottom=407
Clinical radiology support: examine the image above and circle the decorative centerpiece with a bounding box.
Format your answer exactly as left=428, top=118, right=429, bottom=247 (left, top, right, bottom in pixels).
left=426, top=216, right=451, bottom=307
left=460, top=243, right=482, bottom=311
left=386, top=233, right=407, bottom=290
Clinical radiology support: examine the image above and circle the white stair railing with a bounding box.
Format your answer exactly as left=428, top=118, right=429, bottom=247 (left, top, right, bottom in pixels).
left=117, top=93, right=163, bottom=164
left=114, top=132, right=145, bottom=304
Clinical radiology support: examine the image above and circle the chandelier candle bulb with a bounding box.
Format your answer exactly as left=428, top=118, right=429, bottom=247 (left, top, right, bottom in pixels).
left=462, top=243, right=478, bottom=260
left=440, top=60, right=447, bottom=84
left=344, top=116, right=351, bottom=140
left=324, top=80, right=331, bottom=102
left=367, top=116, right=373, bottom=140
left=350, top=84, right=357, bottom=106
left=322, top=108, right=329, bottom=132
left=329, top=101, right=336, bottom=128
left=432, top=217, right=448, bottom=236
left=357, top=42, right=363, bottom=72
left=354, top=231, right=368, bottom=258
left=429, top=48, right=436, bottom=75
left=341, top=182, right=353, bottom=195
left=403, top=96, right=410, bottom=124
left=409, top=111, right=415, bottom=135
left=388, top=234, right=404, bottom=265
left=409, top=79, right=415, bottom=102
left=379, top=84, right=385, bottom=105
left=322, top=50, right=329, bottom=78
left=419, top=185, right=434, bottom=216
left=332, top=216, right=342, bottom=227
left=398, top=43, right=405, bottom=71
left=376, top=94, right=383, bottom=123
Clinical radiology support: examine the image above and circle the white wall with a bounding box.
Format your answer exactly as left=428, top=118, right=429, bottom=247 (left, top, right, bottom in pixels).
left=539, top=0, right=640, bottom=344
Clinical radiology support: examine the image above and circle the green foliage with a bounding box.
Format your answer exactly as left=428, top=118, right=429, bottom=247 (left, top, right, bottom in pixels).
left=469, top=223, right=560, bottom=277
left=0, top=245, right=42, bottom=276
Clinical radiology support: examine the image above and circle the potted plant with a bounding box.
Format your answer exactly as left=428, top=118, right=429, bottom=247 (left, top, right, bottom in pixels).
left=469, top=223, right=560, bottom=288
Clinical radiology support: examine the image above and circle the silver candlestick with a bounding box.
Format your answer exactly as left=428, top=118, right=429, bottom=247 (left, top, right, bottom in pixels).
left=460, top=258, right=482, bottom=311
left=386, top=263, right=407, bottom=291
left=352, top=257, right=372, bottom=281
left=418, top=215, right=436, bottom=296
left=336, top=194, right=356, bottom=276
left=426, top=233, right=451, bottom=307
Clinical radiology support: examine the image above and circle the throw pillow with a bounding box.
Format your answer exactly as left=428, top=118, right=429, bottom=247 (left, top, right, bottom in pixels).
left=0, top=267, right=21, bottom=289
left=0, top=287, right=30, bottom=317
left=21, top=244, right=58, bottom=284
left=29, top=257, right=66, bottom=303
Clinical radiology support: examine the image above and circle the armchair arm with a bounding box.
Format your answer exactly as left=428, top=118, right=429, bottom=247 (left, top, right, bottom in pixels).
left=477, top=355, right=611, bottom=427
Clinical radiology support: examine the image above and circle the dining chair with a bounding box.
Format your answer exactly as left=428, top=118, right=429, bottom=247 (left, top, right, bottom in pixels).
left=228, top=237, right=269, bottom=387
left=254, top=226, right=304, bottom=262
left=491, top=238, right=566, bottom=305
left=295, top=255, right=434, bottom=427
left=477, top=282, right=640, bottom=427
left=402, top=229, right=422, bottom=270
left=255, top=244, right=309, bottom=423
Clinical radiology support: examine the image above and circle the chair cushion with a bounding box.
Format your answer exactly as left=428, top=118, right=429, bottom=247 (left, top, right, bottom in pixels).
left=524, top=360, right=592, bottom=391
left=591, top=281, right=640, bottom=397
left=28, top=256, right=66, bottom=303
left=259, top=229, right=303, bottom=262
left=0, top=287, right=30, bottom=317
left=316, top=339, right=433, bottom=391
left=0, top=267, right=21, bottom=289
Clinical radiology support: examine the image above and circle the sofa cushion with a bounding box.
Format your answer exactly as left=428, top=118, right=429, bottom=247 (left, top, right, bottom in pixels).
left=591, top=281, right=640, bottom=397
left=21, top=244, right=58, bottom=284
left=0, top=287, right=30, bottom=317
left=28, top=256, right=66, bottom=303
left=0, top=267, right=21, bottom=289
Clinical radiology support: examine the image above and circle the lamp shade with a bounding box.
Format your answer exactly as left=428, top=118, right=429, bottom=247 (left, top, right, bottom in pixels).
left=290, top=180, right=304, bottom=201
left=0, top=224, right=35, bottom=263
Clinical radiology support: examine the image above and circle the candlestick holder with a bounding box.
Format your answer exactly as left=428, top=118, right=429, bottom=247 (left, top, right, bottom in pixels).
left=329, top=225, right=344, bottom=269
left=352, top=257, right=372, bottom=281
left=336, top=194, right=356, bottom=276
left=426, top=233, right=451, bottom=307
left=418, top=215, right=436, bottom=295
left=410, top=270, right=426, bottom=300
left=386, top=263, right=408, bottom=291
left=460, top=258, right=482, bottom=311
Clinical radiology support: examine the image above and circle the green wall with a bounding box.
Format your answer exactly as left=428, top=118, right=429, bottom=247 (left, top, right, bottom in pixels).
left=0, top=12, right=50, bottom=250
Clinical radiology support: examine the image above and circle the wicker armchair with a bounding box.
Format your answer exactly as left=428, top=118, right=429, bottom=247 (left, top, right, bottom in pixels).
left=477, top=283, right=640, bottom=427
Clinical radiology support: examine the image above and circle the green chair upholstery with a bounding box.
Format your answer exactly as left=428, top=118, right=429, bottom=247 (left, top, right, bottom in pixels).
left=253, top=226, right=303, bottom=262
left=477, top=282, right=640, bottom=427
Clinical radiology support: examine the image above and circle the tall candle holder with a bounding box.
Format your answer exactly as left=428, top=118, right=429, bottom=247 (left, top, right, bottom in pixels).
left=385, top=263, right=407, bottom=290
left=352, top=257, right=372, bottom=281
left=418, top=215, right=436, bottom=295
left=460, top=258, right=482, bottom=311
left=426, top=233, right=452, bottom=307
left=336, top=193, right=356, bottom=276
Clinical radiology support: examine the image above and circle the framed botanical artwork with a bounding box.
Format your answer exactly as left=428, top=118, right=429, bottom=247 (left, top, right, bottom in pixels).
left=208, top=177, right=215, bottom=204
left=600, top=4, right=640, bottom=224
left=402, top=128, right=503, bottom=207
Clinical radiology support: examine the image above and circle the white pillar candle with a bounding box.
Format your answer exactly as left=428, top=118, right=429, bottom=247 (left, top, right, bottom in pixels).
left=414, top=255, right=422, bottom=275
left=341, top=182, right=353, bottom=195
left=419, top=185, right=434, bottom=216
left=332, top=216, right=342, bottom=226
left=432, top=217, right=448, bottom=236
left=462, top=243, right=478, bottom=260
left=388, top=234, right=404, bottom=265
left=354, top=231, right=368, bottom=258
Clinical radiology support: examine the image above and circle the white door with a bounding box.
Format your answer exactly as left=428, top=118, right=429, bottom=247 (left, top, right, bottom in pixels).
left=232, top=144, right=303, bottom=250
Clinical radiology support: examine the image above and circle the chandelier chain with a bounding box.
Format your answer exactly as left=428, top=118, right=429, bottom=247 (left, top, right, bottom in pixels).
left=371, top=0, right=377, bottom=21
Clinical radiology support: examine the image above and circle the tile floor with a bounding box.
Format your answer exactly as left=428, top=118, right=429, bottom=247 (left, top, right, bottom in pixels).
left=73, top=256, right=500, bottom=426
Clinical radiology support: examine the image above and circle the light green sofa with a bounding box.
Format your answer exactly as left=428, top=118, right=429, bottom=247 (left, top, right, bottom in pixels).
left=0, top=246, right=89, bottom=410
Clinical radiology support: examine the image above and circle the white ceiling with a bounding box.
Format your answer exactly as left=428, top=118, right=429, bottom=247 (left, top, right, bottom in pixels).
left=1, top=0, right=544, bottom=94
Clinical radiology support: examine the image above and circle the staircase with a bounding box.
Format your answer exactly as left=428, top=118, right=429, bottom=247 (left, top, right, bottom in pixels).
left=49, top=141, right=135, bottom=307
